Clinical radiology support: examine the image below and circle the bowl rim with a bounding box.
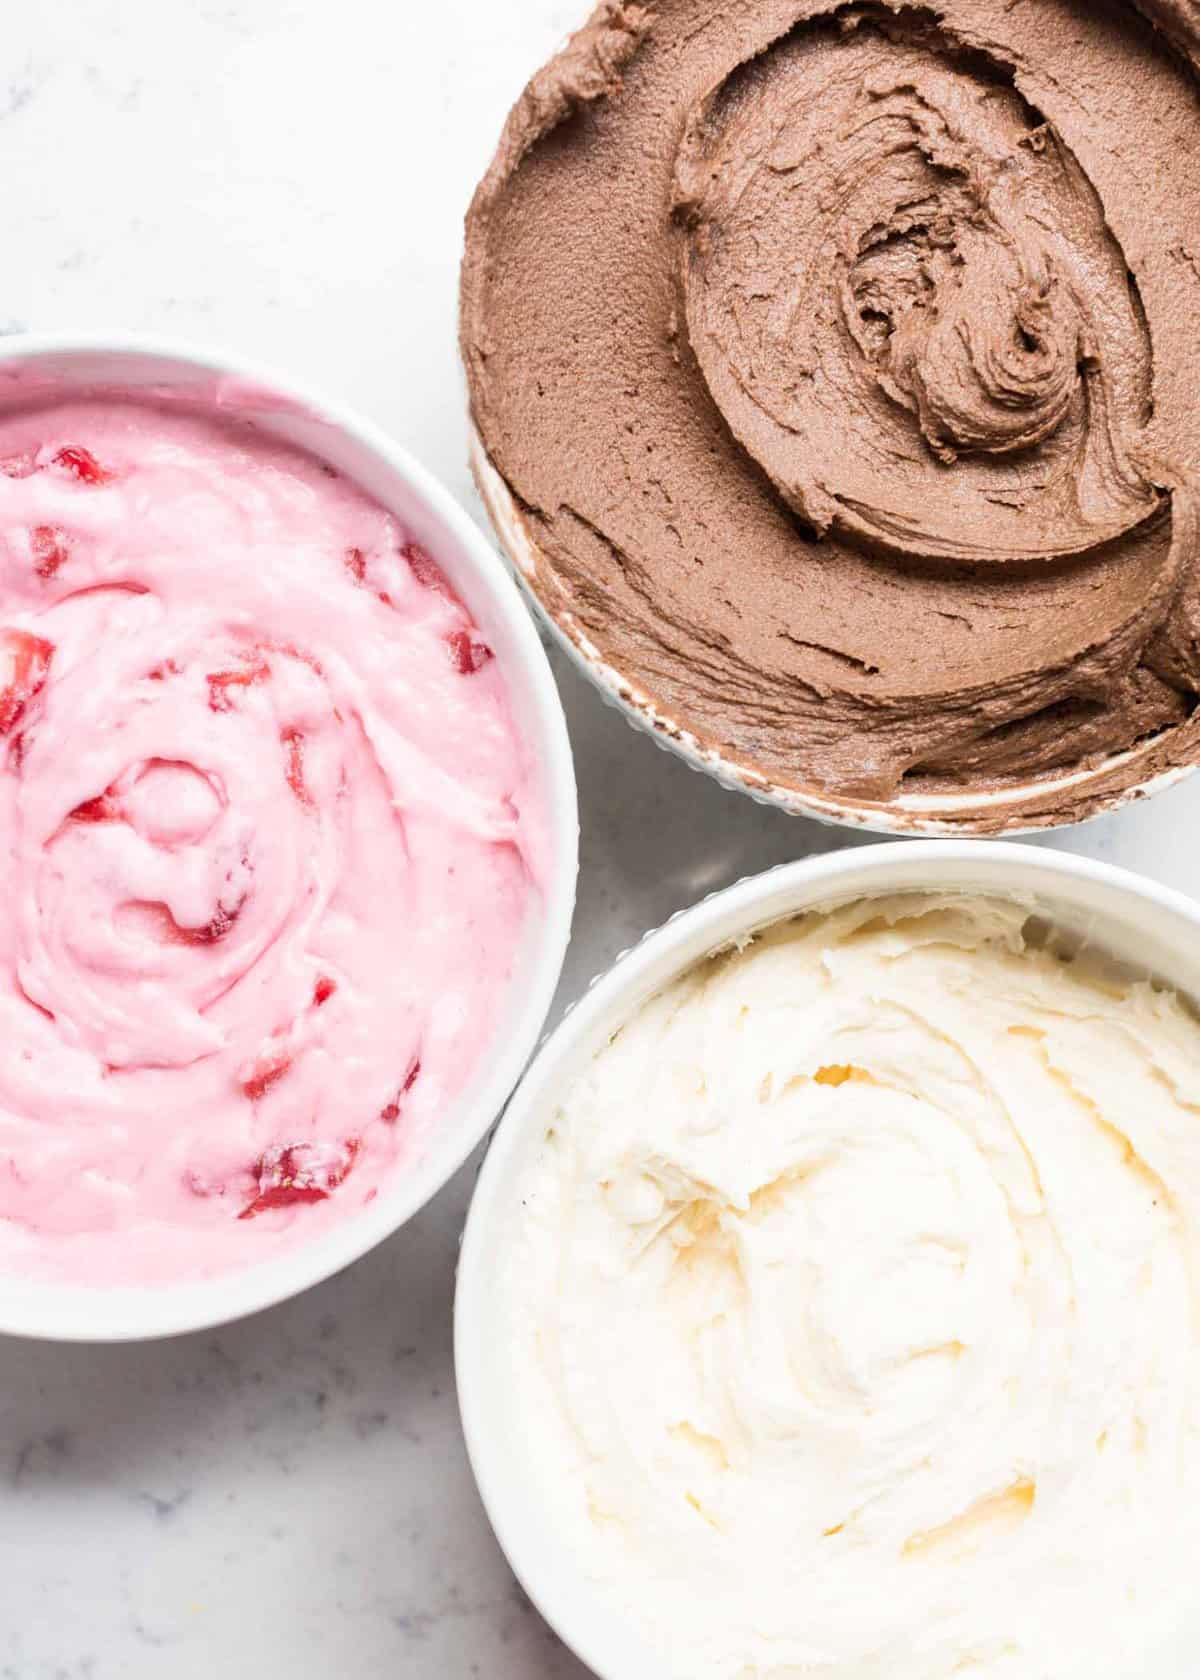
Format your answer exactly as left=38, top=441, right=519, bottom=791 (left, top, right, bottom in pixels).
left=469, top=427, right=1198, bottom=839
left=455, top=837, right=1200, bottom=1680
left=0, top=328, right=579, bottom=1342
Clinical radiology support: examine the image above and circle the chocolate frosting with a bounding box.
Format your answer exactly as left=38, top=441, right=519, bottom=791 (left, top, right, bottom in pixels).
left=462, top=0, right=1200, bottom=823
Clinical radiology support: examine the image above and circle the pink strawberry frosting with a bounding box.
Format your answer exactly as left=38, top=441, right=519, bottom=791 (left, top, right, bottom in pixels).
left=0, top=396, right=545, bottom=1284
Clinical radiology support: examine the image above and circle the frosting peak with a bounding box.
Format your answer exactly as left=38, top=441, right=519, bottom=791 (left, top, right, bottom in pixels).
left=675, top=15, right=1159, bottom=566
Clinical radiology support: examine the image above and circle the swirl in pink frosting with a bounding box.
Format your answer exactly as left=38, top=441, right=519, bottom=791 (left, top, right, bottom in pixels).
left=0, top=397, right=543, bottom=1284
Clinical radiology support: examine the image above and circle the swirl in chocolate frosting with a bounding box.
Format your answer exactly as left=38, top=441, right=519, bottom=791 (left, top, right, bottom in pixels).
left=463, top=0, right=1200, bottom=823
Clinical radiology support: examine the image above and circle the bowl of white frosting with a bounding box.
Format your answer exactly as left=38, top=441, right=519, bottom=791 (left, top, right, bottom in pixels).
left=456, top=840, right=1200, bottom=1680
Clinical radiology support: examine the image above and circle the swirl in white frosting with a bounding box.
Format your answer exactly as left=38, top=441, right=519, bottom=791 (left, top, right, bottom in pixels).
left=501, top=896, right=1200, bottom=1679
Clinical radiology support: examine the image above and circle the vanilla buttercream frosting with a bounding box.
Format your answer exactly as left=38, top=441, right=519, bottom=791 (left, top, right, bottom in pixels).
left=499, top=895, right=1200, bottom=1678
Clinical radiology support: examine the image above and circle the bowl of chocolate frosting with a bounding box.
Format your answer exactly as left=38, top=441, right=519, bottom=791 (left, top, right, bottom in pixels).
left=462, top=0, right=1200, bottom=833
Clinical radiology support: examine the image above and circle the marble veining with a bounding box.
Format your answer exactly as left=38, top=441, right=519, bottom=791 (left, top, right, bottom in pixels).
left=3, top=1, right=1200, bottom=1675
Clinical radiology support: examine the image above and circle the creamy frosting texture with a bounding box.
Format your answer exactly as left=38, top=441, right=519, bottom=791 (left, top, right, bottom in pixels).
left=0, top=397, right=541, bottom=1284
left=501, top=896, right=1200, bottom=1678
left=463, top=0, right=1200, bottom=824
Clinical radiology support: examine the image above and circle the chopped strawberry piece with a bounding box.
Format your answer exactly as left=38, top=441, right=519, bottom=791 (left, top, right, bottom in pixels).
left=53, top=445, right=109, bottom=484
left=281, top=727, right=311, bottom=805
left=69, top=798, right=110, bottom=823
left=242, top=1182, right=326, bottom=1216
left=239, top=1045, right=293, bottom=1101
left=8, top=732, right=25, bottom=772
left=344, top=546, right=367, bottom=584
left=446, top=629, right=494, bottom=674
left=403, top=540, right=453, bottom=597
left=69, top=786, right=120, bottom=823
left=0, top=630, right=53, bottom=735
left=312, top=975, right=337, bottom=1008
left=123, top=894, right=246, bottom=947
left=182, top=894, right=246, bottom=945
left=380, top=1056, right=421, bottom=1123
left=30, top=525, right=70, bottom=581
left=207, top=656, right=269, bottom=712
left=239, top=1138, right=360, bottom=1219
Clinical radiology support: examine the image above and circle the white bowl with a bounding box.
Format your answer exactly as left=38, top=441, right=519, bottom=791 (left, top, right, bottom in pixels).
left=471, top=432, right=1195, bottom=838
left=0, top=332, right=578, bottom=1341
left=456, top=838, right=1200, bottom=1680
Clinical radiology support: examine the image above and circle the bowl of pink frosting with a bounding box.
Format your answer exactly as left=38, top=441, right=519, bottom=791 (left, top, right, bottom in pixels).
left=0, top=333, right=577, bottom=1340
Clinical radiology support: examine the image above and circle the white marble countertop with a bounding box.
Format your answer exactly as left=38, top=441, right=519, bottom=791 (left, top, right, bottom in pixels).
left=3, top=2, right=1200, bottom=1675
